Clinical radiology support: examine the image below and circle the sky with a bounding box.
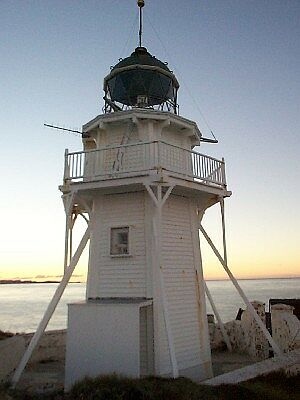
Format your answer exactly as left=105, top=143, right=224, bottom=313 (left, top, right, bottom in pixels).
left=0, top=0, right=299, bottom=281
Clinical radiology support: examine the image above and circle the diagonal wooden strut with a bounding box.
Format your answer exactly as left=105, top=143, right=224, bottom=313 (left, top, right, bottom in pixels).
left=204, top=281, right=232, bottom=352
left=63, top=193, right=75, bottom=273
left=199, top=223, right=282, bottom=357
left=144, top=184, right=174, bottom=208
left=145, top=183, right=179, bottom=377
left=11, top=226, right=90, bottom=386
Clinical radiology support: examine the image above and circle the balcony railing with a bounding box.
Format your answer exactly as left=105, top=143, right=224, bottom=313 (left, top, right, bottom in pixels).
left=63, top=140, right=226, bottom=188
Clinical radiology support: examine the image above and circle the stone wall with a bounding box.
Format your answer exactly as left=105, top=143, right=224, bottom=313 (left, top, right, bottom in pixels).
left=209, top=301, right=300, bottom=360
left=271, top=304, right=300, bottom=353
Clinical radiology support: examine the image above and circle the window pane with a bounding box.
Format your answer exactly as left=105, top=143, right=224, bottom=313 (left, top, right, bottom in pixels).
left=110, top=227, right=129, bottom=255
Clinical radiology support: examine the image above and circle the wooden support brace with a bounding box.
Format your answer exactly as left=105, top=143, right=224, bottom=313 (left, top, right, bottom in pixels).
left=204, top=281, right=232, bottom=352
left=144, top=183, right=174, bottom=208
left=199, top=223, right=282, bottom=357
left=145, top=183, right=178, bottom=376
left=11, top=226, right=90, bottom=386
left=63, top=193, right=76, bottom=273
left=152, top=215, right=179, bottom=378
left=144, top=184, right=159, bottom=207
left=159, top=265, right=179, bottom=377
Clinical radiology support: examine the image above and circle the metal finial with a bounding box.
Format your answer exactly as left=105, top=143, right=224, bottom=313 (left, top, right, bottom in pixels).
left=137, top=0, right=145, bottom=47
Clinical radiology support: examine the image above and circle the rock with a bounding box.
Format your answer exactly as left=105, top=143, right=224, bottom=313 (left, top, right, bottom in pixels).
left=271, top=305, right=300, bottom=353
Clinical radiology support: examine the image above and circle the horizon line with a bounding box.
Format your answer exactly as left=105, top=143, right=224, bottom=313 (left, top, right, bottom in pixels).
left=1, top=276, right=299, bottom=284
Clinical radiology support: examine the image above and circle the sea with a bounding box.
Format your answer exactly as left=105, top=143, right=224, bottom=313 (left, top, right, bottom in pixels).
left=0, top=278, right=299, bottom=333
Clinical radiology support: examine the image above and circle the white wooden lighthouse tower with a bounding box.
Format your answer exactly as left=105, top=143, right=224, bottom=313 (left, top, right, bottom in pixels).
left=61, top=2, right=231, bottom=388
left=11, top=2, right=284, bottom=390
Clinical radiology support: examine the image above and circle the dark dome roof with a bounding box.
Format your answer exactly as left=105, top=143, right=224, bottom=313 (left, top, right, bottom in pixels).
left=112, top=47, right=171, bottom=72
left=104, top=47, right=179, bottom=108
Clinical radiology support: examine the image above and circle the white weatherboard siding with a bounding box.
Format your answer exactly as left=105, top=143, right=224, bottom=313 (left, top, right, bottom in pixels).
left=97, top=123, right=138, bottom=147
left=161, top=126, right=190, bottom=149
left=161, top=195, right=205, bottom=374
left=62, top=110, right=222, bottom=387
left=86, top=191, right=147, bottom=299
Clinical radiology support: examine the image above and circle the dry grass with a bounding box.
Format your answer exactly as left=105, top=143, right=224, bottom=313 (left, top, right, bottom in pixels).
left=2, top=371, right=299, bottom=400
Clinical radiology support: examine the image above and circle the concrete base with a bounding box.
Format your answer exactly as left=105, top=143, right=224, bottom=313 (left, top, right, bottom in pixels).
left=65, top=300, right=151, bottom=391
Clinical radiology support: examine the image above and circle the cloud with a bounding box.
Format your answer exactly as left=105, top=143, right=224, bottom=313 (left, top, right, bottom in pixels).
left=12, top=276, right=34, bottom=280
left=34, top=274, right=84, bottom=279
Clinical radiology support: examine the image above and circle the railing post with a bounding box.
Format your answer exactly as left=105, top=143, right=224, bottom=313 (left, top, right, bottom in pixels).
left=65, top=143, right=226, bottom=188
left=221, top=157, right=227, bottom=187
left=63, top=148, right=70, bottom=183
left=145, top=142, right=151, bottom=170
left=155, top=141, right=160, bottom=170
left=185, top=148, right=191, bottom=179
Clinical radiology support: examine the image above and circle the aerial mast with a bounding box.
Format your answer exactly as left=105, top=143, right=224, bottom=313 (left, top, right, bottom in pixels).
left=138, top=0, right=145, bottom=47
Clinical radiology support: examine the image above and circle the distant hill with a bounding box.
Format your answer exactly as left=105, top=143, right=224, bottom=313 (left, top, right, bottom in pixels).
left=0, top=280, right=82, bottom=284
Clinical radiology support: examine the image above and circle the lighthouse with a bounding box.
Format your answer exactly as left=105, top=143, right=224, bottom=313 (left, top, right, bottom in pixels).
left=61, top=2, right=230, bottom=389
left=11, top=3, right=285, bottom=390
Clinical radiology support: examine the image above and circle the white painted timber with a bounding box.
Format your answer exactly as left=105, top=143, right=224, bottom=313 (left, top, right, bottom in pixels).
left=199, top=223, right=282, bottom=357
left=153, top=184, right=179, bottom=378
left=86, top=191, right=147, bottom=299
left=204, top=348, right=300, bottom=386
left=66, top=141, right=226, bottom=189
left=189, top=200, right=213, bottom=376
left=204, top=281, right=232, bottom=352
left=159, top=194, right=212, bottom=380
left=12, top=226, right=90, bottom=386
left=63, top=109, right=225, bottom=387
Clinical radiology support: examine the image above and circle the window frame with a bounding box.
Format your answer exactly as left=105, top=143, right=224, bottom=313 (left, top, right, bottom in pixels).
left=109, top=226, right=131, bottom=257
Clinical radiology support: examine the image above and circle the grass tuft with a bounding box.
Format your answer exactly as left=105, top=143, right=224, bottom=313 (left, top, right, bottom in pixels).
left=1, top=371, right=299, bottom=400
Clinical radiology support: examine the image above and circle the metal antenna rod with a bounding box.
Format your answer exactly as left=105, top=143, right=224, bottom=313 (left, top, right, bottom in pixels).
left=138, top=0, right=145, bottom=47
left=44, top=123, right=82, bottom=136
left=44, top=123, right=89, bottom=138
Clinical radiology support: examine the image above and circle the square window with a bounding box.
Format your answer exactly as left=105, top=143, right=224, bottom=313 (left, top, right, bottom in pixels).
left=110, top=227, right=129, bottom=256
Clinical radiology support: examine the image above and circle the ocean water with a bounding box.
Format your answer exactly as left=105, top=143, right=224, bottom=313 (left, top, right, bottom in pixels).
left=0, top=278, right=299, bottom=333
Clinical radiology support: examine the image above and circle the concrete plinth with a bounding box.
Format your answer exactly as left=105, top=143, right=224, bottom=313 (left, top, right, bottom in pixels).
left=65, top=299, right=151, bottom=391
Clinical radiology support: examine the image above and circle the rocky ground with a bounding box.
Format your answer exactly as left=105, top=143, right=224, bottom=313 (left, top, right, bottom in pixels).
left=1, top=329, right=298, bottom=395
left=13, top=330, right=254, bottom=393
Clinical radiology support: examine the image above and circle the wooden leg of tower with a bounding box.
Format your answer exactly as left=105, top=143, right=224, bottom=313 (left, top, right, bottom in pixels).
left=11, top=226, right=90, bottom=387
left=219, top=198, right=228, bottom=268
left=69, top=214, right=78, bottom=264
left=64, top=215, right=70, bottom=273
left=64, top=212, right=78, bottom=273
left=63, top=193, right=76, bottom=273
left=145, top=183, right=178, bottom=378
left=150, top=216, right=161, bottom=374
left=155, top=186, right=178, bottom=377
left=199, top=221, right=282, bottom=357
left=190, top=202, right=213, bottom=378
left=197, top=203, right=231, bottom=352
left=204, top=281, right=232, bottom=352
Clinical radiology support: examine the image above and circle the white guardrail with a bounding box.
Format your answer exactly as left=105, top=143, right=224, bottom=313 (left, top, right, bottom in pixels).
left=63, top=140, right=226, bottom=188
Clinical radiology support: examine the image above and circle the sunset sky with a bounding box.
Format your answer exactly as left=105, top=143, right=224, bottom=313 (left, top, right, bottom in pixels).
left=1, top=0, right=299, bottom=281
